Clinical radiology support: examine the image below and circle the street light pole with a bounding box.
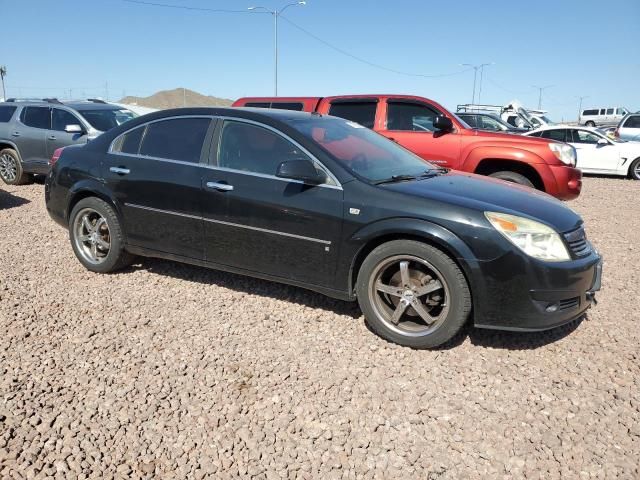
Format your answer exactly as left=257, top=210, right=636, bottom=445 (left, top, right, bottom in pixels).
left=532, top=84, right=554, bottom=110
left=577, top=95, right=589, bottom=124
left=460, top=63, right=493, bottom=106
left=249, top=1, right=306, bottom=96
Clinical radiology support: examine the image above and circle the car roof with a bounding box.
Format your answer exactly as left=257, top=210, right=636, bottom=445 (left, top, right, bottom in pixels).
left=0, top=100, right=124, bottom=111
left=66, top=102, right=124, bottom=111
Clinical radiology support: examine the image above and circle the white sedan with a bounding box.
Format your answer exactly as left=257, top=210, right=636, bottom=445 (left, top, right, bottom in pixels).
left=525, top=126, right=640, bottom=180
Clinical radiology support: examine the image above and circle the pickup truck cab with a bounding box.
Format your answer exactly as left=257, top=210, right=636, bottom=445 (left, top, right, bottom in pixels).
left=233, top=95, right=582, bottom=200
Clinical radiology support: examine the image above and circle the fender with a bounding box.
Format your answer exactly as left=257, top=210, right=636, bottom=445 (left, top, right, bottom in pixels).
left=67, top=178, right=124, bottom=223
left=346, top=217, right=484, bottom=303
left=0, top=139, right=20, bottom=155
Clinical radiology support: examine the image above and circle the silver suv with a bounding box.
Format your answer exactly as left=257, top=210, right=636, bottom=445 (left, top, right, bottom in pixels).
left=0, top=99, right=136, bottom=185
left=616, top=113, right=640, bottom=142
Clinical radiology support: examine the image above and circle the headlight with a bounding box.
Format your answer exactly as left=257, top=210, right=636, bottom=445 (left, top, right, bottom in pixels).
left=548, top=142, right=577, bottom=166
left=485, top=212, right=570, bottom=262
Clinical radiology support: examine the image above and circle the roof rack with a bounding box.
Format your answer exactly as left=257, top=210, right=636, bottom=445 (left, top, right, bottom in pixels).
left=457, top=104, right=506, bottom=113
left=86, top=98, right=107, bottom=104
left=5, top=97, right=63, bottom=104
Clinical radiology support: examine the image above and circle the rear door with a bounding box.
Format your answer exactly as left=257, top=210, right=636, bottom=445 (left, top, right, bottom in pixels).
left=46, top=108, right=89, bottom=158
left=103, top=116, right=214, bottom=259
left=201, top=118, right=344, bottom=288
left=14, top=106, right=50, bottom=172
left=379, top=99, right=461, bottom=167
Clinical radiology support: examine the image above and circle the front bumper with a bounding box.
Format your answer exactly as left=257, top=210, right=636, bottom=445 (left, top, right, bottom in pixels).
left=472, top=250, right=602, bottom=332
left=548, top=164, right=582, bottom=201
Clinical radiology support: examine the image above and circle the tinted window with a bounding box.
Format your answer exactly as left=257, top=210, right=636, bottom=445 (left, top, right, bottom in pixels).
left=623, top=115, right=640, bottom=128
left=582, top=109, right=598, bottom=116
left=459, top=114, right=477, bottom=127
left=218, top=121, right=313, bottom=176
left=573, top=130, right=601, bottom=144
left=0, top=106, right=17, bottom=122
left=387, top=102, right=440, bottom=132
left=606, top=108, right=614, bottom=115
left=540, top=129, right=567, bottom=142
left=21, top=107, right=51, bottom=129
left=139, top=118, right=210, bottom=163
left=112, top=126, right=145, bottom=155
left=245, top=102, right=271, bottom=108
left=528, top=131, right=543, bottom=137
left=328, top=101, right=377, bottom=129
left=270, top=102, right=304, bottom=111
left=52, top=109, right=82, bottom=132
left=599, top=109, right=606, bottom=115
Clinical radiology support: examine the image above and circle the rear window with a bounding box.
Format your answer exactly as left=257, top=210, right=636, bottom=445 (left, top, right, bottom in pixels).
left=0, top=105, right=17, bottom=122
left=139, top=117, right=211, bottom=163
left=270, top=102, right=304, bottom=111
left=328, top=101, right=377, bottom=129
left=245, top=102, right=271, bottom=108
left=582, top=109, right=598, bottom=116
left=112, top=126, right=145, bottom=155
left=623, top=115, right=640, bottom=129
left=20, top=106, right=51, bottom=129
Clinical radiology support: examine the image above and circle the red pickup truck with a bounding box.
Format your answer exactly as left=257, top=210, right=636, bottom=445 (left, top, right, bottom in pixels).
left=232, top=95, right=582, bottom=200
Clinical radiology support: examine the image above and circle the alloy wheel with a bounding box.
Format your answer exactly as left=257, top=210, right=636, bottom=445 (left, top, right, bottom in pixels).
left=368, top=255, right=450, bottom=337
left=73, top=208, right=111, bottom=265
left=0, top=153, right=17, bottom=182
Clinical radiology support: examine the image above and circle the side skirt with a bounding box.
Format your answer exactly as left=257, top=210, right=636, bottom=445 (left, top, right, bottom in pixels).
left=125, top=244, right=356, bottom=302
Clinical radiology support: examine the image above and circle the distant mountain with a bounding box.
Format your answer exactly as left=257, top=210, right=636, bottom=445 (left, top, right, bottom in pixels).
left=119, top=88, right=233, bottom=110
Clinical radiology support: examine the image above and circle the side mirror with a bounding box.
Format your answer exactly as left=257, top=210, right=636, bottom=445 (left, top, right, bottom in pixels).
left=276, top=159, right=327, bottom=185
left=433, top=116, right=453, bottom=131
left=65, top=124, right=83, bottom=134
left=597, top=138, right=609, bottom=146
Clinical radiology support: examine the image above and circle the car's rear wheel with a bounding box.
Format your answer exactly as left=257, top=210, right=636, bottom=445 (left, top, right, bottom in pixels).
left=629, top=158, right=640, bottom=180
left=0, top=148, right=33, bottom=185
left=69, top=197, right=135, bottom=273
left=356, top=240, right=471, bottom=349
left=585, top=121, right=596, bottom=127
left=488, top=170, right=534, bottom=188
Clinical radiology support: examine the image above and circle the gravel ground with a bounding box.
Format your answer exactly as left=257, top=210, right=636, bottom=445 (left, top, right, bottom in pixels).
left=0, top=177, right=638, bottom=479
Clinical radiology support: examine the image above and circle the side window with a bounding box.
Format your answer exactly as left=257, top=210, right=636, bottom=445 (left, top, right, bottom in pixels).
left=480, top=116, right=502, bottom=131
left=528, top=131, right=543, bottom=137
left=606, top=108, right=614, bottom=115
left=111, top=126, right=145, bottom=155
left=328, top=101, right=377, bottom=129
left=599, top=109, right=605, bottom=115
left=270, top=102, right=304, bottom=111
left=574, top=130, right=601, bottom=144
left=245, top=102, right=271, bottom=108
left=623, top=115, right=640, bottom=129
left=617, top=108, right=628, bottom=116
left=582, top=109, right=598, bottom=116
left=387, top=102, right=440, bottom=132
left=0, top=106, right=17, bottom=122
left=540, top=129, right=567, bottom=142
left=20, top=107, right=51, bottom=129
left=52, top=109, right=82, bottom=132
left=461, top=115, right=477, bottom=127
left=139, top=117, right=210, bottom=163
left=218, top=121, right=319, bottom=178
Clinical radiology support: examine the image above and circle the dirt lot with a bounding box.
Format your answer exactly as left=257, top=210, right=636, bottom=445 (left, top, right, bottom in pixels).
left=0, top=178, right=638, bottom=479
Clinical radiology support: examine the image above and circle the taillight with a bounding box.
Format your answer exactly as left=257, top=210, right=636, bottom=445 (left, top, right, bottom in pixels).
left=50, top=147, right=65, bottom=167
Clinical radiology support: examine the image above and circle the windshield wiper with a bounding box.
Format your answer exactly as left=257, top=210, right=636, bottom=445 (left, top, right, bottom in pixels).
left=374, top=168, right=448, bottom=185
left=373, top=174, right=418, bottom=185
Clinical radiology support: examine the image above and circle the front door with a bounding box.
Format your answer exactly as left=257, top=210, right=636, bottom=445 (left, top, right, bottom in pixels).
left=103, top=116, right=214, bottom=259
left=14, top=106, right=50, bottom=173
left=46, top=108, right=89, bottom=158
left=378, top=100, right=461, bottom=168
left=202, top=119, right=343, bottom=288
left=569, top=129, right=620, bottom=172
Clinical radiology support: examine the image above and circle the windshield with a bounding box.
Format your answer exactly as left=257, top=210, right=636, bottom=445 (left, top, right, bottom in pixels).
left=79, top=108, right=137, bottom=132
left=285, top=116, right=439, bottom=183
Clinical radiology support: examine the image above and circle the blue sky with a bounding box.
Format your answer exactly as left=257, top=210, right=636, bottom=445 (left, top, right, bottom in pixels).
left=2, top=0, right=639, bottom=121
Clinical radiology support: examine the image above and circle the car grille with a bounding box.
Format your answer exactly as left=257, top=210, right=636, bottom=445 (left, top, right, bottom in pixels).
left=564, top=226, right=592, bottom=258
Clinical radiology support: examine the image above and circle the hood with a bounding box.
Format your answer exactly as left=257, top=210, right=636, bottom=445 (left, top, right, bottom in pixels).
left=382, top=171, right=582, bottom=233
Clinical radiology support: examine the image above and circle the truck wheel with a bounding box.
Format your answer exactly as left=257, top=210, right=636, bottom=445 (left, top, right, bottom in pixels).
left=356, top=240, right=472, bottom=349
left=0, top=148, right=33, bottom=185
left=488, top=171, right=534, bottom=188
left=629, top=158, right=640, bottom=180
left=585, top=121, right=596, bottom=127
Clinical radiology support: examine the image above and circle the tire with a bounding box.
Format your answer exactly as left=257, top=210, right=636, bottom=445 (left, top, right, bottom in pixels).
left=0, top=148, right=33, bottom=185
left=629, top=158, right=640, bottom=180
left=585, top=121, right=596, bottom=127
left=356, top=240, right=472, bottom=349
left=69, top=197, right=135, bottom=273
left=488, top=171, right=534, bottom=188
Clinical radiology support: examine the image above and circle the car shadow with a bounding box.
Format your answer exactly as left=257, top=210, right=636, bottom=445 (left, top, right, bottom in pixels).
left=0, top=189, right=30, bottom=210
left=129, top=257, right=363, bottom=319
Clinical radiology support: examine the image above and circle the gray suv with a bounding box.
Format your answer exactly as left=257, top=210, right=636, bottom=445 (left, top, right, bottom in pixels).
left=0, top=99, right=136, bottom=185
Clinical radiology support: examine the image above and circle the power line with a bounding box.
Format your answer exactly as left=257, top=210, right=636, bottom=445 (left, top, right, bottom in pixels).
left=279, top=15, right=472, bottom=79
left=121, top=0, right=264, bottom=14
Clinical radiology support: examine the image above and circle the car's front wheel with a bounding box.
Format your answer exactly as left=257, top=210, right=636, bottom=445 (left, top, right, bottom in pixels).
left=628, top=158, right=640, bottom=180
left=488, top=170, right=534, bottom=188
left=356, top=240, right=472, bottom=349
left=0, top=148, right=33, bottom=185
left=69, top=197, right=135, bottom=273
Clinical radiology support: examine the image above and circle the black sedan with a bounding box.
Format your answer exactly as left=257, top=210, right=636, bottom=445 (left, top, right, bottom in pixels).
left=45, top=108, right=602, bottom=348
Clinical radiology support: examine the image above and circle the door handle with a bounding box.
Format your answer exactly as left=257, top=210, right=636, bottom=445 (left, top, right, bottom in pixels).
left=109, top=167, right=130, bottom=175
left=206, top=181, right=234, bottom=192
left=48, top=135, right=57, bottom=140
left=11, top=132, right=20, bottom=137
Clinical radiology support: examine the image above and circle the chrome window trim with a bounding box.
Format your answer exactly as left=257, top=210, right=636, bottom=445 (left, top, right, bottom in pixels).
left=108, top=114, right=343, bottom=190
left=124, top=202, right=331, bottom=245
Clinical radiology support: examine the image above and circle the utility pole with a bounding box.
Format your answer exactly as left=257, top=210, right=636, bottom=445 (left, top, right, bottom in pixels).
left=532, top=85, right=553, bottom=110
left=577, top=95, right=589, bottom=124
left=460, top=63, right=494, bottom=106
left=248, top=2, right=306, bottom=96
left=0, top=66, right=7, bottom=100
